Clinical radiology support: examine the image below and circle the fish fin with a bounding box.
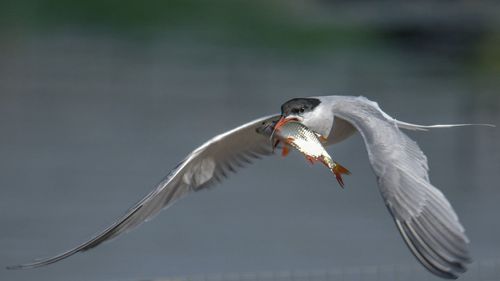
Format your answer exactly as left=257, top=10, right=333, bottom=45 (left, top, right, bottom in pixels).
left=332, top=163, right=351, bottom=188
left=305, top=155, right=315, bottom=165
left=334, top=163, right=351, bottom=175
left=272, top=139, right=280, bottom=153
left=281, top=146, right=290, bottom=157
left=314, top=132, right=328, bottom=143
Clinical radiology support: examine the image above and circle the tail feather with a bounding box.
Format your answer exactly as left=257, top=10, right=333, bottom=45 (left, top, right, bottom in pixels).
left=395, top=120, right=495, bottom=131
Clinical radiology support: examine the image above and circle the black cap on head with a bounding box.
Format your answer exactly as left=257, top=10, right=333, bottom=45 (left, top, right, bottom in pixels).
left=281, top=98, right=321, bottom=116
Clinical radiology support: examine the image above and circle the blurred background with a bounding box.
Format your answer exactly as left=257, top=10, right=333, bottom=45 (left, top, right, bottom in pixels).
left=1, top=1, right=499, bottom=280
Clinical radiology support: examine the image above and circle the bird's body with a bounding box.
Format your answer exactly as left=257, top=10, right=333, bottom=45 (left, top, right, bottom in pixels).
left=9, top=95, right=494, bottom=279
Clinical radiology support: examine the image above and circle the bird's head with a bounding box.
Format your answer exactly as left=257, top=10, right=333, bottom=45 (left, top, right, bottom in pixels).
left=277, top=97, right=333, bottom=139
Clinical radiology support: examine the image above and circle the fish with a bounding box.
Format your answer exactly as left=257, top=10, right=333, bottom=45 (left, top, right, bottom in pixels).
left=255, top=118, right=278, bottom=137
left=271, top=118, right=351, bottom=188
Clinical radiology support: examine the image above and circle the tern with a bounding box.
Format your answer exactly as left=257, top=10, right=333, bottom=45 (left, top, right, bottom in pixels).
left=9, top=95, right=494, bottom=279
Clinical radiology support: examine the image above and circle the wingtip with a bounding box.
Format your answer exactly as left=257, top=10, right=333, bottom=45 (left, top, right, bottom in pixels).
left=6, top=256, right=60, bottom=270
left=6, top=264, right=29, bottom=270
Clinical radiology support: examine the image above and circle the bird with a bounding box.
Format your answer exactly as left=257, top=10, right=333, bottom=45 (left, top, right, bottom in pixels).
left=8, top=95, right=494, bottom=279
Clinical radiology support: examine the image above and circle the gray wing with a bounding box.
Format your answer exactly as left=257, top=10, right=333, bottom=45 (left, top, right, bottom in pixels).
left=9, top=114, right=281, bottom=269
left=331, top=97, right=471, bottom=279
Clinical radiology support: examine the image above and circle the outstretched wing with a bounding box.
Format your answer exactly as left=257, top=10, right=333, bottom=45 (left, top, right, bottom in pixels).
left=331, top=97, right=471, bottom=279
left=9, top=114, right=281, bottom=269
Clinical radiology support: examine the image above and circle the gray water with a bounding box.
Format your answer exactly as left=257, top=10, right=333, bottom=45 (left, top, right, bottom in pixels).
left=1, top=33, right=499, bottom=281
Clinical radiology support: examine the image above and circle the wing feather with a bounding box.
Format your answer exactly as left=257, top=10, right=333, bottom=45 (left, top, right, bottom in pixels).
left=8, top=114, right=280, bottom=269
left=330, top=96, right=471, bottom=279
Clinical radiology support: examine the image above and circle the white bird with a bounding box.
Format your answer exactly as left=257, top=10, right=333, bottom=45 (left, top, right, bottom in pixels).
left=9, top=95, right=494, bottom=279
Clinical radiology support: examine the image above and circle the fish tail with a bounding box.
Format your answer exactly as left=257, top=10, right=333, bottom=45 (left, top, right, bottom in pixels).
left=281, top=146, right=290, bottom=157
left=332, top=163, right=351, bottom=188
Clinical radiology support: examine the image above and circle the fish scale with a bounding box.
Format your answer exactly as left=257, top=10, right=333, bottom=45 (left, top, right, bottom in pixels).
left=272, top=120, right=350, bottom=188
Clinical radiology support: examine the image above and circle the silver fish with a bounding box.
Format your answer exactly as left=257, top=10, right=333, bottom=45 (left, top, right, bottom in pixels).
left=272, top=119, right=350, bottom=187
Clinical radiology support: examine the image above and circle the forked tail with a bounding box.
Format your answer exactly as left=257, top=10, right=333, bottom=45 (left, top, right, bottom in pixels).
left=332, top=163, right=351, bottom=188
left=395, top=120, right=495, bottom=131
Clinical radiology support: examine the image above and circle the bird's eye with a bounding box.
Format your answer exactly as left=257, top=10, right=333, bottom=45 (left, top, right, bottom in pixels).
left=291, top=107, right=305, bottom=114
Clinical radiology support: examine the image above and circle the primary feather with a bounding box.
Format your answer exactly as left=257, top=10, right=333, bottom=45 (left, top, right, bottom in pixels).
left=323, top=96, right=472, bottom=279
left=8, top=114, right=281, bottom=269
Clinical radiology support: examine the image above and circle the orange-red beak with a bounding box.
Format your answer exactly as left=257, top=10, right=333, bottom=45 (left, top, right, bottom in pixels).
left=274, top=116, right=299, bottom=131
left=270, top=116, right=300, bottom=147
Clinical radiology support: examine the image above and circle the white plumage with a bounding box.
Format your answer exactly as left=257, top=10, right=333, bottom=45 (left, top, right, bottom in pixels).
left=11, top=95, right=494, bottom=279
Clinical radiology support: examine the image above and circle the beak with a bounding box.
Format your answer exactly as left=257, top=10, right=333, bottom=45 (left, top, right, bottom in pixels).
left=274, top=116, right=299, bottom=131
left=270, top=115, right=299, bottom=143
left=274, top=116, right=287, bottom=131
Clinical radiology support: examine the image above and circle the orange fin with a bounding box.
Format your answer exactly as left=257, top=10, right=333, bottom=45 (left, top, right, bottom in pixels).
left=332, top=163, right=351, bottom=188
left=281, top=146, right=290, bottom=157
left=305, top=155, right=315, bottom=165
left=315, top=134, right=328, bottom=143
